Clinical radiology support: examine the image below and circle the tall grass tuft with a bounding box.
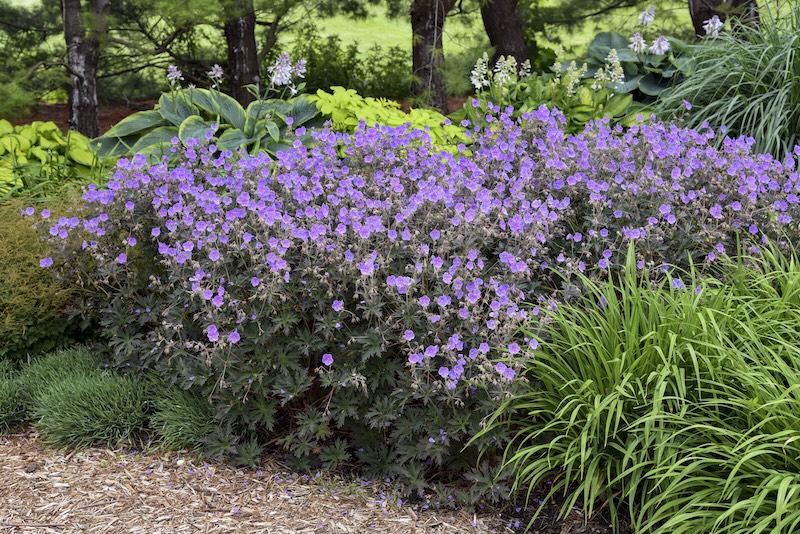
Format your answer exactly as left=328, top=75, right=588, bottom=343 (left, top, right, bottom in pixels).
left=149, top=383, right=215, bottom=451
left=656, top=0, right=800, bottom=158
left=476, top=244, right=800, bottom=533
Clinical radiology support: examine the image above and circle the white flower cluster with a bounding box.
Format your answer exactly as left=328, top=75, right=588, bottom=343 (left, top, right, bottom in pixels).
left=470, top=53, right=533, bottom=92
left=267, top=52, right=306, bottom=94
left=703, top=15, right=724, bottom=38
left=592, top=48, right=626, bottom=91
left=628, top=6, right=671, bottom=56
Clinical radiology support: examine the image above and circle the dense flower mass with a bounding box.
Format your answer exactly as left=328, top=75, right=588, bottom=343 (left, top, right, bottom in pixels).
left=29, top=105, right=800, bottom=490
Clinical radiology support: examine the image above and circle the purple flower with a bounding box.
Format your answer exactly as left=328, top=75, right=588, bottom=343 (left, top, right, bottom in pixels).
left=322, top=353, right=334, bottom=366
left=408, top=353, right=423, bottom=365
left=39, top=257, right=53, bottom=268
left=403, top=330, right=415, bottom=341
left=207, top=324, right=219, bottom=342
left=116, top=254, right=127, bottom=264
left=332, top=300, right=344, bottom=312
left=127, top=237, right=137, bottom=246
left=251, top=277, right=260, bottom=287
left=228, top=330, right=241, bottom=343
left=209, top=249, right=221, bottom=261
left=710, top=204, right=723, bottom=219
left=507, top=343, right=520, bottom=354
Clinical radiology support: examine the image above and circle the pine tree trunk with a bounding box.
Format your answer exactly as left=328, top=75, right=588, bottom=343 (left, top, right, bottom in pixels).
left=223, top=0, right=259, bottom=106
left=480, top=0, right=528, bottom=66
left=61, top=0, right=109, bottom=137
left=410, top=0, right=456, bottom=113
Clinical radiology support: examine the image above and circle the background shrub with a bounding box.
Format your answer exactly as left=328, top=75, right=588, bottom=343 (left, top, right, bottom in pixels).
left=36, top=108, right=800, bottom=496
left=656, top=0, right=800, bottom=158
left=0, top=198, right=83, bottom=362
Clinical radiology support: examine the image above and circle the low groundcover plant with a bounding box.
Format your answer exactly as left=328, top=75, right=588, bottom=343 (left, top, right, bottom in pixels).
left=26, top=105, right=800, bottom=496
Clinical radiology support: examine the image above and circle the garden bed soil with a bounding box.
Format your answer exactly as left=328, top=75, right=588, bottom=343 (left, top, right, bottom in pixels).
left=0, top=431, right=629, bottom=533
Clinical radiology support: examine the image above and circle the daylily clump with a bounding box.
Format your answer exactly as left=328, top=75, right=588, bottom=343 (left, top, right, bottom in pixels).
left=28, top=105, right=800, bottom=492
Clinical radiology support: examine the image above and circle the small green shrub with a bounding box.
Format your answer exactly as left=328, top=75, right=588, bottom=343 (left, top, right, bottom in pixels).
left=150, top=385, right=214, bottom=451
left=309, top=86, right=468, bottom=149
left=17, top=347, right=105, bottom=409
left=0, top=379, right=24, bottom=434
left=0, top=198, right=81, bottom=362
left=32, top=373, right=147, bottom=448
left=0, top=120, right=105, bottom=199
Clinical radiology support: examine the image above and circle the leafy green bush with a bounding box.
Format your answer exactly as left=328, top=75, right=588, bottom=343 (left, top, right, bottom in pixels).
left=0, top=198, right=82, bottom=362
left=0, top=120, right=103, bottom=198
left=32, top=373, right=147, bottom=448
left=656, top=0, right=800, bottom=158
left=0, top=76, right=35, bottom=120
left=579, top=31, right=689, bottom=102
left=309, top=86, right=467, bottom=148
left=289, top=23, right=411, bottom=98
left=0, top=379, right=24, bottom=434
left=452, top=52, right=644, bottom=134
left=478, top=246, right=800, bottom=533
left=150, top=384, right=214, bottom=451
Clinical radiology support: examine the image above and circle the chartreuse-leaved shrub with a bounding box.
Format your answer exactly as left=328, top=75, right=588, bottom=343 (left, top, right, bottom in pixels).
left=478, top=245, right=800, bottom=533
left=1, top=197, right=82, bottom=362
left=30, top=106, right=800, bottom=496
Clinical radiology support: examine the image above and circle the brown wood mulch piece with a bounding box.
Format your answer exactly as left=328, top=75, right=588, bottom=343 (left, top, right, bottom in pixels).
left=0, top=432, right=510, bottom=533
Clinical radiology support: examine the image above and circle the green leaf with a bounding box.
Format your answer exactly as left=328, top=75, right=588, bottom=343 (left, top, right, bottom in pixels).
left=265, top=121, right=280, bottom=142
left=288, top=97, right=320, bottom=126
left=0, top=119, right=13, bottom=136
left=178, top=115, right=213, bottom=144
left=247, top=100, right=291, bottom=120
left=639, top=73, right=671, bottom=96
left=103, top=110, right=168, bottom=138
left=602, top=94, right=633, bottom=119
left=187, top=89, right=247, bottom=131
left=67, top=147, right=96, bottom=167
left=216, top=128, right=249, bottom=151
left=129, top=126, right=179, bottom=154
left=158, top=93, right=197, bottom=127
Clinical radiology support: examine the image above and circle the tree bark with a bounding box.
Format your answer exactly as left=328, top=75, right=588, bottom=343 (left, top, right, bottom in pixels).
left=410, top=0, right=456, bottom=114
left=223, top=0, right=259, bottom=106
left=688, top=0, right=760, bottom=38
left=61, top=0, right=109, bottom=137
left=480, top=0, right=528, bottom=66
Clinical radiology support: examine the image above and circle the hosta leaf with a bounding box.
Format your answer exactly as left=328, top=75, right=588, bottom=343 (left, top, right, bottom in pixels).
left=216, top=128, right=249, bottom=151
left=602, top=94, right=633, bottom=119
left=103, top=110, right=168, bottom=138
left=129, top=126, right=179, bottom=154
left=158, top=93, right=197, bottom=127
left=186, top=89, right=247, bottom=131
left=178, top=115, right=214, bottom=144
left=288, top=98, right=320, bottom=126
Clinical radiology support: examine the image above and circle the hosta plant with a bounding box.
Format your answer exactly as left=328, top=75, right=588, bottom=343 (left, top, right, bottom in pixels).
left=91, top=56, right=322, bottom=160
left=31, top=105, right=800, bottom=497
left=0, top=119, right=102, bottom=198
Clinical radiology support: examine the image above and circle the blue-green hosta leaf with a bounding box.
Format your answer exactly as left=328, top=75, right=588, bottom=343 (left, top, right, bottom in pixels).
left=186, top=89, right=247, bottom=131
left=247, top=100, right=292, bottom=120
left=216, top=128, right=249, bottom=151
left=129, top=126, right=179, bottom=154
left=265, top=121, right=280, bottom=142
left=178, top=115, right=214, bottom=144
left=102, top=110, right=168, bottom=138
left=288, top=98, right=320, bottom=127
left=158, top=93, right=197, bottom=127
left=89, top=134, right=140, bottom=158
left=639, top=73, right=671, bottom=96
left=615, top=75, right=644, bottom=95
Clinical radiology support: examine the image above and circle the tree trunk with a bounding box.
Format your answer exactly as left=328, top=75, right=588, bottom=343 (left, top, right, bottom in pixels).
left=688, top=0, right=760, bottom=37
left=61, top=0, right=109, bottom=137
left=480, top=0, right=528, bottom=66
left=410, top=0, right=456, bottom=113
left=223, top=0, right=259, bottom=106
